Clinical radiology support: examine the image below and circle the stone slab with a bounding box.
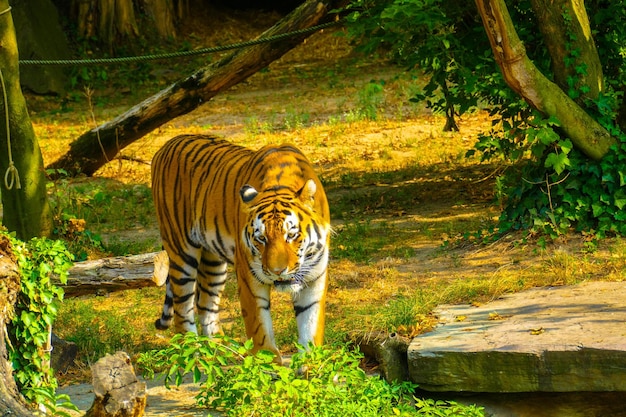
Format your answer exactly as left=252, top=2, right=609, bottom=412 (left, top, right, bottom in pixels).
left=408, top=281, right=626, bottom=392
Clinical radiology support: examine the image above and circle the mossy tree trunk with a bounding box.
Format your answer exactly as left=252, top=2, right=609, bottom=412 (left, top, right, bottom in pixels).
left=475, top=0, right=615, bottom=160
left=47, top=0, right=347, bottom=177
left=529, top=0, right=603, bottom=103
left=0, top=0, right=53, bottom=239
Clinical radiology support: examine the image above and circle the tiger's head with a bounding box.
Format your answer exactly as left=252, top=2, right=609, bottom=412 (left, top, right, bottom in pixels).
left=240, top=179, right=329, bottom=294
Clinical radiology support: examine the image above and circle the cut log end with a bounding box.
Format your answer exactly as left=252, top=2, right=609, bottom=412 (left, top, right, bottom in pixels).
left=351, top=331, right=410, bottom=383
left=85, top=351, right=147, bottom=417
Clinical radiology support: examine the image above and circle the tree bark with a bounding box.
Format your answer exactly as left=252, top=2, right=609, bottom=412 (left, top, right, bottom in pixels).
left=474, top=0, right=615, bottom=161
left=70, top=0, right=140, bottom=50
left=0, top=0, right=54, bottom=239
left=62, top=251, right=168, bottom=297
left=529, top=0, right=603, bottom=102
left=142, top=0, right=178, bottom=39
left=46, top=0, right=346, bottom=177
left=0, top=235, right=36, bottom=417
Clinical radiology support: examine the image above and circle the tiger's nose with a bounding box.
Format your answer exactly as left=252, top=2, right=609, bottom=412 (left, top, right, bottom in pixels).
left=272, top=266, right=289, bottom=277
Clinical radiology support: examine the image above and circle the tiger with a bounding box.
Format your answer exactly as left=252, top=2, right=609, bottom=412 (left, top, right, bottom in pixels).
left=151, top=134, right=331, bottom=360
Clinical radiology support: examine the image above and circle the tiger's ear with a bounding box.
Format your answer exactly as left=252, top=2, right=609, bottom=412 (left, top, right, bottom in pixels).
left=297, top=179, right=317, bottom=209
left=240, top=184, right=259, bottom=204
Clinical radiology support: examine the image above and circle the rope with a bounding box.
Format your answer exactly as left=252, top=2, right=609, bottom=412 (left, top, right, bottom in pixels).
left=0, top=5, right=20, bottom=190
left=1, top=69, right=20, bottom=190
left=19, top=20, right=341, bottom=66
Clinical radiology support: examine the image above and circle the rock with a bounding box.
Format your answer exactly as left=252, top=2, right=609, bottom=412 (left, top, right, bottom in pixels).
left=85, top=351, right=147, bottom=417
left=407, top=281, right=626, bottom=393
left=50, top=333, right=78, bottom=374
left=12, top=0, right=71, bottom=95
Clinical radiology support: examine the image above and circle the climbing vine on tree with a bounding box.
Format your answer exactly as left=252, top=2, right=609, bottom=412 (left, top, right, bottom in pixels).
left=3, top=231, right=76, bottom=415
left=345, top=0, right=626, bottom=239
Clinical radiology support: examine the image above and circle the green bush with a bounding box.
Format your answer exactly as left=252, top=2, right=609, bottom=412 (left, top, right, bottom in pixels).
left=138, top=333, right=484, bottom=417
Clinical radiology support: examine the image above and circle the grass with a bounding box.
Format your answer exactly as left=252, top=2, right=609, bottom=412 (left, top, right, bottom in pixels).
left=25, top=26, right=626, bottom=391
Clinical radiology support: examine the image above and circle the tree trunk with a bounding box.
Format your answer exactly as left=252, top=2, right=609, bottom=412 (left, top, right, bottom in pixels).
left=529, top=0, right=603, bottom=102
left=46, top=0, right=346, bottom=177
left=474, top=0, right=615, bottom=161
left=0, top=235, right=36, bottom=417
left=141, top=0, right=178, bottom=39
left=70, top=0, right=140, bottom=51
left=13, top=0, right=71, bottom=95
left=0, top=0, right=54, bottom=239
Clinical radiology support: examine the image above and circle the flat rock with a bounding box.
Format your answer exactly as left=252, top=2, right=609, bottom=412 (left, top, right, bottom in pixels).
left=408, top=281, right=626, bottom=392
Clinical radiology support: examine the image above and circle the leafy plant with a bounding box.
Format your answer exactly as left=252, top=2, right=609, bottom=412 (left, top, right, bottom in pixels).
left=138, top=333, right=484, bottom=417
left=414, top=398, right=485, bottom=417
left=357, top=80, right=386, bottom=120
left=492, top=93, right=626, bottom=240
left=4, top=232, right=78, bottom=416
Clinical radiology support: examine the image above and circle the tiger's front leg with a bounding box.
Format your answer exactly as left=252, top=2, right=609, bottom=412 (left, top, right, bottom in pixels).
left=196, top=252, right=228, bottom=336
left=293, top=271, right=327, bottom=348
left=156, top=246, right=201, bottom=335
left=236, top=267, right=281, bottom=359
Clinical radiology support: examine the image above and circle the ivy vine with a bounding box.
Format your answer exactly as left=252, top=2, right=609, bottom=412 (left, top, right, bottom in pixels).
left=3, top=231, right=77, bottom=416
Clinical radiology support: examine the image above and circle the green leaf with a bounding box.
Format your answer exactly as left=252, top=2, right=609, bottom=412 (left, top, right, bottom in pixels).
left=544, top=152, right=570, bottom=175
left=592, top=203, right=604, bottom=217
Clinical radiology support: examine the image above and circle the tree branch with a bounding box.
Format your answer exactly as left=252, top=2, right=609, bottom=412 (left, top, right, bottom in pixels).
left=475, top=0, right=615, bottom=160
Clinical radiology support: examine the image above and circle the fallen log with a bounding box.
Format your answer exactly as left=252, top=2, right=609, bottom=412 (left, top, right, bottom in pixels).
left=62, top=251, right=168, bottom=297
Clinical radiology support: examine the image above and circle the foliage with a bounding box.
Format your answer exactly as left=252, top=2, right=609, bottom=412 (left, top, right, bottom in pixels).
left=356, top=80, right=386, bottom=120
left=46, top=169, right=108, bottom=260
left=343, top=0, right=535, bottom=130
left=3, top=232, right=78, bottom=415
left=138, top=333, right=483, bottom=417
left=344, top=0, right=626, bottom=240
left=498, top=119, right=626, bottom=240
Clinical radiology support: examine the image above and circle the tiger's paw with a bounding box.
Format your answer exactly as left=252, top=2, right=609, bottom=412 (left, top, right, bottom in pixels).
left=154, top=318, right=170, bottom=330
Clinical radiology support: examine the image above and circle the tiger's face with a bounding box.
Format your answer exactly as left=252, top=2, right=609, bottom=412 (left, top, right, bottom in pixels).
left=240, top=180, right=329, bottom=294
